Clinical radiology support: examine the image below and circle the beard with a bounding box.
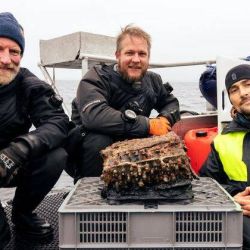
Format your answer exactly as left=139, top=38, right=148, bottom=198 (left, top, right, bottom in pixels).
left=118, top=63, right=148, bottom=84
left=236, top=97, right=250, bottom=118
left=120, top=71, right=145, bottom=83
left=238, top=107, right=250, bottom=119
left=0, top=63, right=20, bottom=85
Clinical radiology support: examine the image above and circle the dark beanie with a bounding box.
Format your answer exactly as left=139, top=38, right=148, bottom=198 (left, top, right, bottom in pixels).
left=0, top=12, right=25, bottom=54
left=225, top=64, right=250, bottom=92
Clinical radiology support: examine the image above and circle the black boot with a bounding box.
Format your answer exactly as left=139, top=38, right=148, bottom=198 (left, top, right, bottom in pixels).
left=12, top=211, right=53, bottom=242
left=0, top=202, right=11, bottom=249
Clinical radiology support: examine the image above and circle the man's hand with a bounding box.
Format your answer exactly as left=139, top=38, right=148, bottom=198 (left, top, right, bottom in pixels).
left=149, top=116, right=171, bottom=136
left=0, top=143, right=27, bottom=186
left=234, top=187, right=250, bottom=216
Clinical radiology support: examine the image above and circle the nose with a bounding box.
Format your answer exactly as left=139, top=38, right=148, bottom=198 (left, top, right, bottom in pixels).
left=239, top=86, right=249, bottom=97
left=132, top=53, right=140, bottom=62
left=0, top=49, right=12, bottom=64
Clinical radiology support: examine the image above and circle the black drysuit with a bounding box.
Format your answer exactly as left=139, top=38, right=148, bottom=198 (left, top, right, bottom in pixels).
left=0, top=68, right=69, bottom=214
left=71, top=64, right=180, bottom=177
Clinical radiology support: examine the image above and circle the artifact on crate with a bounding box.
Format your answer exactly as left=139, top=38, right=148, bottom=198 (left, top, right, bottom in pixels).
left=101, top=132, right=196, bottom=201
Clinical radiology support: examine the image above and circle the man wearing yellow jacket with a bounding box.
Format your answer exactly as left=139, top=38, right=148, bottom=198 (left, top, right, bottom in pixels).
left=200, top=64, right=250, bottom=249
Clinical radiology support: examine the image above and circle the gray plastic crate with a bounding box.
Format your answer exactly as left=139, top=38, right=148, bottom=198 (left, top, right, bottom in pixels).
left=58, top=177, right=242, bottom=249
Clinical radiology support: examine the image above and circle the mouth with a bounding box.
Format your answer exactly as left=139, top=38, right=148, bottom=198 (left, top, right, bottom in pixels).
left=240, top=98, right=250, bottom=106
left=128, top=65, right=142, bottom=70
left=0, top=66, right=15, bottom=71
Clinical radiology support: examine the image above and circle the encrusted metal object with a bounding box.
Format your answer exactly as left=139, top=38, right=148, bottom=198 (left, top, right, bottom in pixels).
left=101, top=132, right=195, bottom=199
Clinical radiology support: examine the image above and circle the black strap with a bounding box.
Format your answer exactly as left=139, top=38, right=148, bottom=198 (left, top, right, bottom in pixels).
left=242, top=133, right=250, bottom=185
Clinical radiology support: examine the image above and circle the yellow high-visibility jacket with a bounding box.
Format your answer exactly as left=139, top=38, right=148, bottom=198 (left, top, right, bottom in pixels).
left=200, top=120, right=250, bottom=196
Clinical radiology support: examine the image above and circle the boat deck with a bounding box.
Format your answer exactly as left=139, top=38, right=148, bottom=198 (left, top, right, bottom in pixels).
left=4, top=192, right=65, bottom=250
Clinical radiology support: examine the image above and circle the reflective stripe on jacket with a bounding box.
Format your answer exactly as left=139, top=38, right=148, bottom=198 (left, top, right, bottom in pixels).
left=214, top=131, right=247, bottom=181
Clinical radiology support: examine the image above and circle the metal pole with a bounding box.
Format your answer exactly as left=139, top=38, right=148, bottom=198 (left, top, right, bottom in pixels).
left=38, top=63, right=70, bottom=116
left=81, top=57, right=89, bottom=77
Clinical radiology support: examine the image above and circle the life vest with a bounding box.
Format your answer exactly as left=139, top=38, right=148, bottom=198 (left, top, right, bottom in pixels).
left=214, top=132, right=247, bottom=181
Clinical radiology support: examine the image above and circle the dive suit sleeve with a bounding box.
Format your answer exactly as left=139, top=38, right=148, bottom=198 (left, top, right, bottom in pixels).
left=14, top=73, right=69, bottom=158
left=151, top=74, right=180, bottom=126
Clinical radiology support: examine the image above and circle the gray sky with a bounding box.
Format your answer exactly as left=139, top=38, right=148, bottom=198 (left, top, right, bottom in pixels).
left=2, top=0, right=250, bottom=81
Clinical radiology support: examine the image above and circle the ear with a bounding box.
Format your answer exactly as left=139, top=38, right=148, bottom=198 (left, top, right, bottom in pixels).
left=230, top=106, right=237, bottom=119
left=115, top=51, right=120, bottom=60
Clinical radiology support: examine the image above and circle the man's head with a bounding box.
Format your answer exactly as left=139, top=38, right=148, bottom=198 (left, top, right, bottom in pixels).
left=115, top=24, right=151, bottom=83
left=0, top=12, right=24, bottom=85
left=225, top=64, right=250, bottom=117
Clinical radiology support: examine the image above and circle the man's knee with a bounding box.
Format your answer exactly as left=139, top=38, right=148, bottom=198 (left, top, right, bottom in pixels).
left=65, top=132, right=112, bottom=179
left=30, top=147, right=67, bottom=177
left=76, top=133, right=113, bottom=177
left=83, top=132, right=113, bottom=153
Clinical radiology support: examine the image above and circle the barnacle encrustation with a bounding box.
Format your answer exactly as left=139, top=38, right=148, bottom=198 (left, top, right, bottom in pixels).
left=101, top=132, right=196, bottom=201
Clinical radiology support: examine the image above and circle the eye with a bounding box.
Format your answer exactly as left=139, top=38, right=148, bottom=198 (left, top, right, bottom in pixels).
left=229, top=87, right=237, bottom=94
left=9, top=49, right=21, bottom=56
left=125, top=51, right=134, bottom=56
left=139, top=52, right=147, bottom=57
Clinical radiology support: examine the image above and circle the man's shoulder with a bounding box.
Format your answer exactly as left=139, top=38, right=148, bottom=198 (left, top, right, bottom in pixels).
left=19, top=67, right=36, bottom=78
left=144, top=70, right=161, bottom=81
left=17, top=68, right=53, bottom=96
left=94, top=63, right=114, bottom=78
left=145, top=70, right=159, bottom=76
left=18, top=68, right=43, bottom=83
left=222, top=120, right=250, bottom=134
left=82, top=64, right=114, bottom=85
left=19, top=68, right=48, bottom=86
left=142, top=70, right=162, bottom=87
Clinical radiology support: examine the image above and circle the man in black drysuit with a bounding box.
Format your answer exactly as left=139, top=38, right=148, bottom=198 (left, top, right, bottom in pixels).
left=69, top=25, right=180, bottom=179
left=0, top=12, right=69, bottom=247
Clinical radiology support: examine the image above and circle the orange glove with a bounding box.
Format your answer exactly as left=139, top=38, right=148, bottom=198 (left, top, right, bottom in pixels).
left=149, top=117, right=171, bottom=136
